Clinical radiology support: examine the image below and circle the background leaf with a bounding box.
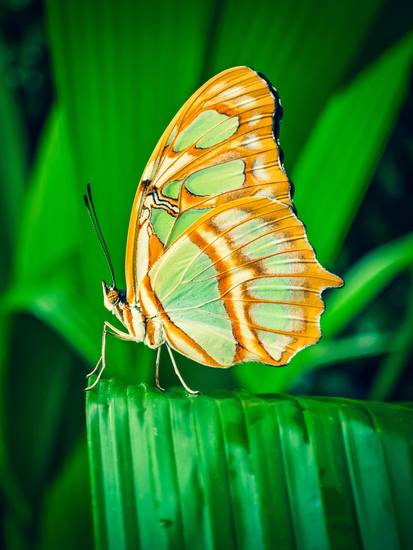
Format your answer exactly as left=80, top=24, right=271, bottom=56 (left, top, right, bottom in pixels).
left=208, top=0, right=385, bottom=163
left=368, top=272, right=413, bottom=400
left=0, top=36, right=28, bottom=289
left=14, top=108, right=78, bottom=288
left=323, top=232, right=413, bottom=338
left=38, top=438, right=93, bottom=550
left=6, top=107, right=97, bottom=363
left=293, top=32, right=413, bottom=264
left=0, top=314, right=87, bottom=549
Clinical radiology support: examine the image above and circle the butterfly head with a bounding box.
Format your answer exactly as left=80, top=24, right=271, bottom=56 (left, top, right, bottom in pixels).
left=102, top=281, right=126, bottom=311
left=102, top=280, right=146, bottom=342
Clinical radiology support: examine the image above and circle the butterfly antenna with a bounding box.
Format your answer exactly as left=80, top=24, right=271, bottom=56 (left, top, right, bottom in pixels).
left=84, top=183, right=117, bottom=287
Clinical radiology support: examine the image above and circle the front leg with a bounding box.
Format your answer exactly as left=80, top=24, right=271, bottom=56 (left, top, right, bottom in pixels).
left=85, top=322, right=134, bottom=391
left=86, top=322, right=132, bottom=378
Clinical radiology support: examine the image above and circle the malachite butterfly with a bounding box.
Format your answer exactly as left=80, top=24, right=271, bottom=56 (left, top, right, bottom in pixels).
left=85, top=66, right=343, bottom=394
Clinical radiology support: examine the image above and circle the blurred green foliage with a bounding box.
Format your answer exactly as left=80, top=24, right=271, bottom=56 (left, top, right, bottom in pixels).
left=0, top=0, right=412, bottom=548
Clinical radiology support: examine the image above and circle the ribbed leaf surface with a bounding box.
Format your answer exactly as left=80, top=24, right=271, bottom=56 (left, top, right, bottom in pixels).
left=87, top=381, right=413, bottom=549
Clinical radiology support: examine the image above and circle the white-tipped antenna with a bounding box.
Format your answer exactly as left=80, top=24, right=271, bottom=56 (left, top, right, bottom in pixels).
left=84, top=183, right=117, bottom=288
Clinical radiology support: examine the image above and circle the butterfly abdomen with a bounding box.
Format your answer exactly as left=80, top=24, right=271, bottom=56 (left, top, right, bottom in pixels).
left=144, top=316, right=164, bottom=349
left=138, top=274, right=166, bottom=349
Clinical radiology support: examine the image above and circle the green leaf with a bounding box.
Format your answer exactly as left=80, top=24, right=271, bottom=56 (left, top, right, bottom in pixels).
left=0, top=312, right=29, bottom=539
left=368, top=272, right=413, bottom=400
left=14, top=108, right=78, bottom=286
left=209, top=0, right=385, bottom=162
left=323, top=232, right=413, bottom=338
left=292, top=32, right=413, bottom=265
left=39, top=437, right=93, bottom=550
left=7, top=108, right=98, bottom=363
left=0, top=37, right=28, bottom=288
left=5, top=315, right=86, bottom=500
left=87, top=381, right=413, bottom=549
left=0, top=311, right=88, bottom=549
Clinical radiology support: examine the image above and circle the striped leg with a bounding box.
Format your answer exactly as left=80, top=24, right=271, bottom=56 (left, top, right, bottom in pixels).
left=85, top=322, right=134, bottom=391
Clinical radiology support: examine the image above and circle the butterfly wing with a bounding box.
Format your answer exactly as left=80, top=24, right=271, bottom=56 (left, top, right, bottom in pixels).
left=148, top=197, right=343, bottom=367
left=125, top=66, right=290, bottom=306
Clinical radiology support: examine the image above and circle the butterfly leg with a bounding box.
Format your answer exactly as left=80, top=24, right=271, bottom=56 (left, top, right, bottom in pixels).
left=85, top=322, right=133, bottom=391
left=86, top=321, right=128, bottom=378
left=166, top=343, right=199, bottom=395
left=155, top=346, right=165, bottom=392
left=86, top=356, right=102, bottom=379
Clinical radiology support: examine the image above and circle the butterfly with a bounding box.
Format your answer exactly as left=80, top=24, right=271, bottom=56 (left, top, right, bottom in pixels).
left=85, top=66, right=343, bottom=394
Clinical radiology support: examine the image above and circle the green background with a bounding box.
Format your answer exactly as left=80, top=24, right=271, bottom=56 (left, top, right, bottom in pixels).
left=0, top=0, right=412, bottom=547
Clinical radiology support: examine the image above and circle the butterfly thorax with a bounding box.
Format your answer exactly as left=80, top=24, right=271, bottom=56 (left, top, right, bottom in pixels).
left=102, top=280, right=165, bottom=348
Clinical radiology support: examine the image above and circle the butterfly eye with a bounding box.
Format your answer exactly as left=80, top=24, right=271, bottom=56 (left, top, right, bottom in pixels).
left=107, top=290, right=119, bottom=305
